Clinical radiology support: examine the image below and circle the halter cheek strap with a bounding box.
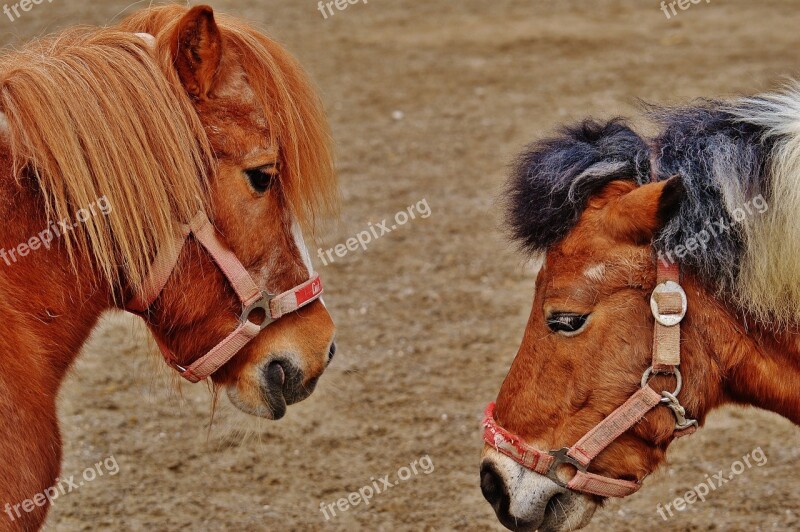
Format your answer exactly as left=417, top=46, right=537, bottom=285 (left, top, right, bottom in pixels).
left=125, top=211, right=323, bottom=383
left=483, top=260, right=697, bottom=498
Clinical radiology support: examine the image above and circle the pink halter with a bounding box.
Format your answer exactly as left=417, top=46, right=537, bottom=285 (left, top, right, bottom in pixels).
left=126, top=211, right=323, bottom=383
left=483, top=260, right=697, bottom=498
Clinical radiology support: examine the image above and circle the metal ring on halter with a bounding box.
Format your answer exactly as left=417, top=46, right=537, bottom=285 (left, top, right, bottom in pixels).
left=546, top=448, right=588, bottom=488
left=240, top=291, right=277, bottom=330
left=641, top=366, right=682, bottom=401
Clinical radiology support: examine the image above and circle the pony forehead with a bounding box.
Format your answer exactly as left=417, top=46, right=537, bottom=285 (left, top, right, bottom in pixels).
left=116, top=5, right=338, bottom=232
left=582, top=263, right=606, bottom=282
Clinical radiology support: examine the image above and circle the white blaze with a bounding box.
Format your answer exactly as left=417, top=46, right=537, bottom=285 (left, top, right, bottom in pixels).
left=292, top=221, right=314, bottom=276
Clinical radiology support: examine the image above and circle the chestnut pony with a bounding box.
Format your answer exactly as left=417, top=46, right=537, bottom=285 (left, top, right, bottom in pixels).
left=0, top=5, right=337, bottom=530
left=482, top=88, right=800, bottom=531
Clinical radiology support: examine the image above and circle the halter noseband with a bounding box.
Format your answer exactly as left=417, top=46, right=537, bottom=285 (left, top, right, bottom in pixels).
left=125, top=211, right=323, bottom=383
left=483, top=259, right=698, bottom=498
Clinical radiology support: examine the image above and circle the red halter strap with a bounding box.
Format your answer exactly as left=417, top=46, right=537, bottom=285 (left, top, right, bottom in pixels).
left=483, top=260, right=697, bottom=498
left=125, top=211, right=323, bottom=383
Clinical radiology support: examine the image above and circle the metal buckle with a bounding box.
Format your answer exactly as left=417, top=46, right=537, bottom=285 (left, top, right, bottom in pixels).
left=650, top=280, right=687, bottom=327
left=240, top=291, right=277, bottom=331
left=546, top=448, right=587, bottom=488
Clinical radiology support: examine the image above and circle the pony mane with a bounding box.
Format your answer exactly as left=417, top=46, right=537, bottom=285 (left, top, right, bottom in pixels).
left=507, top=85, right=800, bottom=326
left=119, top=5, right=338, bottom=232
left=0, top=26, right=211, bottom=293
left=504, top=118, right=651, bottom=253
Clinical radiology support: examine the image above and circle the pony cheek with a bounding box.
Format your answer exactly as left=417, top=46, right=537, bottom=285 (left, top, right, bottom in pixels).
left=591, top=438, right=666, bottom=483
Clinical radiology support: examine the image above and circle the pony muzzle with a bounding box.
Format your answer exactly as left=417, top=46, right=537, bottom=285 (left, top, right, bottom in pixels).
left=480, top=449, right=597, bottom=532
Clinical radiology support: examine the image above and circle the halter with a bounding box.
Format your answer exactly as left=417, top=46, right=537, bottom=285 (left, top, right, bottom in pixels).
left=125, top=211, right=323, bottom=383
left=482, top=258, right=698, bottom=498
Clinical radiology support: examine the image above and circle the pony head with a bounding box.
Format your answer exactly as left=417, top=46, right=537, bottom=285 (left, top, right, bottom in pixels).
left=480, top=112, right=780, bottom=530
left=116, top=6, right=338, bottom=418
left=0, top=5, right=337, bottom=419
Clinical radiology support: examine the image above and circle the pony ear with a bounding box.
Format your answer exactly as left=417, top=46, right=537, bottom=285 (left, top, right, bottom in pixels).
left=606, top=175, right=685, bottom=244
left=170, top=5, right=222, bottom=99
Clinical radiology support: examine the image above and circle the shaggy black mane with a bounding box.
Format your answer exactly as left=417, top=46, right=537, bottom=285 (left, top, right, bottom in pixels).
left=505, top=105, right=772, bottom=295
left=504, top=118, right=651, bottom=254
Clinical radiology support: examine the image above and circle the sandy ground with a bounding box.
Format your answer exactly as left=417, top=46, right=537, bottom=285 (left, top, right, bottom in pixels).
left=3, top=0, right=798, bottom=530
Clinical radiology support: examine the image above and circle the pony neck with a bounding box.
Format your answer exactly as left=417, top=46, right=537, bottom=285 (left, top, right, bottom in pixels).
left=0, top=149, right=112, bottom=525
left=684, top=274, right=800, bottom=425
left=0, top=157, right=113, bottom=384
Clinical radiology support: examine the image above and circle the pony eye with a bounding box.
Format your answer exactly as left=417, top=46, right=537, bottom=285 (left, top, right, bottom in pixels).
left=244, top=164, right=278, bottom=194
left=547, top=313, right=589, bottom=335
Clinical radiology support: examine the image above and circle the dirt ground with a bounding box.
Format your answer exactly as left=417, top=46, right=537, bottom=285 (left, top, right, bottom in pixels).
left=4, top=0, right=798, bottom=530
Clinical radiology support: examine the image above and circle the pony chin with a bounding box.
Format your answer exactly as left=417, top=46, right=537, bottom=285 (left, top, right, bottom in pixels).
left=481, top=448, right=598, bottom=532
left=225, top=382, right=280, bottom=420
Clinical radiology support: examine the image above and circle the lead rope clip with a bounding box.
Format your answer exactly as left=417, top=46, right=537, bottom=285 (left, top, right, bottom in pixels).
left=660, top=390, right=698, bottom=431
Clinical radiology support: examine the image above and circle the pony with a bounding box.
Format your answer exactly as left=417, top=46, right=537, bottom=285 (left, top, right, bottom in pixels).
left=480, top=86, right=800, bottom=531
left=0, top=5, right=338, bottom=530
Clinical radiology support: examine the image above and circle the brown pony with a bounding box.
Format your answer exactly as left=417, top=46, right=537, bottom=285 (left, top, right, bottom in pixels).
left=0, top=5, right=337, bottom=530
left=482, top=99, right=800, bottom=530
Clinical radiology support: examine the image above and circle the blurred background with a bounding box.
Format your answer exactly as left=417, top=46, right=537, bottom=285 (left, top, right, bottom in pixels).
left=5, top=1, right=798, bottom=530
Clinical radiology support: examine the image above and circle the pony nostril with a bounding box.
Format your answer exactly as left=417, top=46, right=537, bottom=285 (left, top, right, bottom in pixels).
left=480, top=462, right=508, bottom=510
left=262, top=359, right=312, bottom=408
left=265, top=361, right=286, bottom=389
left=327, top=341, right=337, bottom=362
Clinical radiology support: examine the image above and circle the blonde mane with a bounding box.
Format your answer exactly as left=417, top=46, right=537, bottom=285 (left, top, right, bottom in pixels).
left=0, top=27, right=211, bottom=292
left=0, top=5, right=336, bottom=294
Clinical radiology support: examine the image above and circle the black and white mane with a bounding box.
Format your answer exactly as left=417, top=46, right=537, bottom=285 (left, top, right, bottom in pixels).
left=506, top=84, right=800, bottom=324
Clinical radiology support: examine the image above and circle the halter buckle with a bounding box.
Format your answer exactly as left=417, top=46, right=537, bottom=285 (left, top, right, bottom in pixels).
left=650, top=280, right=687, bottom=327
left=241, top=291, right=277, bottom=331
left=546, top=447, right=587, bottom=488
